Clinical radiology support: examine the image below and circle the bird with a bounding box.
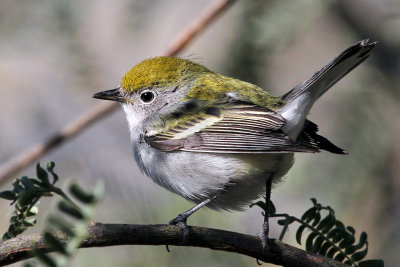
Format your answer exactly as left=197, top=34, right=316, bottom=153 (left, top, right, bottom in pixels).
left=93, top=39, right=376, bottom=244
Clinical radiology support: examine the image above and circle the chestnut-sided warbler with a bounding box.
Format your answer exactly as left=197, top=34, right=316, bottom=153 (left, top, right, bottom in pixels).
left=93, top=40, right=375, bottom=240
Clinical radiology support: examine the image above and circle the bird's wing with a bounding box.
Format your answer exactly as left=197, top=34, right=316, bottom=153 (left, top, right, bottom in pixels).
left=146, top=101, right=319, bottom=153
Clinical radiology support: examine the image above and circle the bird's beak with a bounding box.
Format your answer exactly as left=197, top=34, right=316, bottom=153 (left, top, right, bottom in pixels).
left=93, top=87, right=124, bottom=102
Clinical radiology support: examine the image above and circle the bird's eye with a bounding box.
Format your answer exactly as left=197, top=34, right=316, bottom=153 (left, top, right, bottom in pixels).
left=140, top=91, right=155, bottom=103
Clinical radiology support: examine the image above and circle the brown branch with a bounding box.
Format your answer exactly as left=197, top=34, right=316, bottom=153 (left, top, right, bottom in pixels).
left=163, top=0, right=235, bottom=57
left=0, top=0, right=236, bottom=186
left=0, top=102, right=119, bottom=187
left=0, top=223, right=348, bottom=267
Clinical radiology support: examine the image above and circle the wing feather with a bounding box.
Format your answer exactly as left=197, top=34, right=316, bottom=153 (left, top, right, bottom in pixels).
left=146, top=101, right=319, bottom=153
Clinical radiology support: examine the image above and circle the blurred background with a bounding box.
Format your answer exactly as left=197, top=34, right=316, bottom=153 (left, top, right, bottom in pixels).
left=0, top=0, right=399, bottom=266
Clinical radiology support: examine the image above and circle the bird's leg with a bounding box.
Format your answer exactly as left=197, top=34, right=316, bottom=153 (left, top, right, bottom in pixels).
left=168, top=197, right=214, bottom=247
left=261, top=174, right=273, bottom=250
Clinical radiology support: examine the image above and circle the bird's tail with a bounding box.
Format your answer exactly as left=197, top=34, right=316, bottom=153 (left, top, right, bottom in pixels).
left=278, top=39, right=376, bottom=138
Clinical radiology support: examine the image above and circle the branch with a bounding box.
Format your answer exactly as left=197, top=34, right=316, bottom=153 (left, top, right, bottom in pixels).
left=0, top=223, right=349, bottom=267
left=0, top=0, right=236, bottom=186
left=163, top=0, right=235, bottom=57
left=0, top=103, right=118, bottom=187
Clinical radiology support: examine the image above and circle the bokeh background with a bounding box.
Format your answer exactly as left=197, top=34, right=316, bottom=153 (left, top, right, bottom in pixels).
left=1, top=0, right=399, bottom=266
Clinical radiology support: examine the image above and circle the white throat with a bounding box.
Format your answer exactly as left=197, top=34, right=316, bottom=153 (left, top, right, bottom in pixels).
left=122, top=104, right=144, bottom=134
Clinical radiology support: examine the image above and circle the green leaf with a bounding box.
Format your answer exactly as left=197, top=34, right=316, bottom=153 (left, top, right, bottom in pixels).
left=46, top=162, right=59, bottom=185
left=317, top=213, right=332, bottom=230
left=12, top=181, right=24, bottom=193
left=58, top=201, right=84, bottom=219
left=318, top=241, right=331, bottom=256
left=333, top=252, right=346, bottom=262
left=318, top=213, right=336, bottom=233
left=359, top=232, right=368, bottom=246
left=28, top=180, right=104, bottom=266
left=15, top=202, right=23, bottom=211
left=358, top=259, right=384, bottom=267
left=267, top=200, right=276, bottom=215
left=344, top=260, right=352, bottom=265
left=15, top=225, right=27, bottom=234
left=2, top=233, right=11, bottom=240
left=351, top=243, right=368, bottom=262
left=277, top=217, right=294, bottom=226
left=327, top=227, right=339, bottom=239
left=23, top=261, right=38, bottom=267
left=347, top=226, right=355, bottom=234
left=346, top=231, right=367, bottom=254
left=21, top=176, right=35, bottom=190
left=305, top=232, right=318, bottom=251
left=335, top=220, right=345, bottom=229
left=44, top=232, right=68, bottom=255
left=27, top=206, right=39, bottom=216
left=70, top=184, right=95, bottom=203
left=249, top=201, right=265, bottom=210
left=23, top=218, right=37, bottom=226
left=46, top=161, right=55, bottom=171
left=301, top=207, right=317, bottom=223
left=18, top=195, right=34, bottom=208
left=338, top=232, right=355, bottom=248
left=345, top=246, right=357, bottom=255
left=47, top=217, right=76, bottom=237
left=30, top=179, right=44, bottom=187
left=296, top=224, right=306, bottom=245
left=10, top=215, right=18, bottom=224
left=36, top=163, right=50, bottom=186
left=311, top=235, right=324, bottom=253
left=324, top=217, right=336, bottom=233
left=0, top=190, right=17, bottom=200
left=326, top=246, right=338, bottom=259
left=310, top=198, right=317, bottom=206
left=5, top=230, right=16, bottom=239
left=277, top=219, right=286, bottom=226
left=34, top=248, right=57, bottom=267
left=92, top=181, right=104, bottom=200
left=311, top=212, right=321, bottom=227
left=331, top=227, right=347, bottom=243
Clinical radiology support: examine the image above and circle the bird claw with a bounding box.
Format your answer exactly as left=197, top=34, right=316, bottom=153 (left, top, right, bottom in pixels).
left=176, top=221, right=190, bottom=242
left=168, top=213, right=187, bottom=225
left=165, top=213, right=190, bottom=250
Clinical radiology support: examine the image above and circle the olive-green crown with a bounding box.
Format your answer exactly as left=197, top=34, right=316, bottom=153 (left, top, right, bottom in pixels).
left=121, top=57, right=212, bottom=92
left=120, top=56, right=284, bottom=111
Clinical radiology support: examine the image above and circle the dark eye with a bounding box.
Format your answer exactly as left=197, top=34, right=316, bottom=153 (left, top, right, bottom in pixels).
left=140, top=91, right=155, bottom=103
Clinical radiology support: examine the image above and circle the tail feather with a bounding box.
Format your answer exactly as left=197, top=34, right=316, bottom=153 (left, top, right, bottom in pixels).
left=282, top=39, right=376, bottom=102
left=279, top=39, right=376, bottom=138
left=298, top=120, right=348, bottom=154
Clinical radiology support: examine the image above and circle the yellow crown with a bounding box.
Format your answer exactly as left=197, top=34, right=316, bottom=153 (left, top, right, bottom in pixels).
left=121, top=56, right=284, bottom=111
left=121, top=57, right=211, bottom=92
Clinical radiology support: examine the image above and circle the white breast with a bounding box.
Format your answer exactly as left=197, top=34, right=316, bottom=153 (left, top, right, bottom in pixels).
left=131, top=132, right=294, bottom=210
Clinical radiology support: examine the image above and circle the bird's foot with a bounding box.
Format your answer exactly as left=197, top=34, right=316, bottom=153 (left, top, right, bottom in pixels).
left=164, top=199, right=215, bottom=252
left=165, top=213, right=190, bottom=251
left=169, top=213, right=190, bottom=241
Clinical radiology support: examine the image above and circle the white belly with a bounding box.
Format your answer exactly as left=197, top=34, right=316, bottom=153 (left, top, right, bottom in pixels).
left=133, top=139, right=294, bottom=211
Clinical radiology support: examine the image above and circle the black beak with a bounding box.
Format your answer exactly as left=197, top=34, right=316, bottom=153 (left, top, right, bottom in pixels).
left=93, top=88, right=123, bottom=102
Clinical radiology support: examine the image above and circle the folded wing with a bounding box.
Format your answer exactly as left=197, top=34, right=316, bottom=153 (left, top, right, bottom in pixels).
left=146, top=101, right=319, bottom=153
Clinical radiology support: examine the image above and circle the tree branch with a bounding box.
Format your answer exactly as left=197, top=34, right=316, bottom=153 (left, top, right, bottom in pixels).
left=0, top=0, right=236, bottom=186
left=0, top=223, right=348, bottom=267
left=164, top=0, right=235, bottom=57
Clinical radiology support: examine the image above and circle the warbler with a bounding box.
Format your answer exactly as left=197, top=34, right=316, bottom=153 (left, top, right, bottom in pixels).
left=93, top=40, right=375, bottom=240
